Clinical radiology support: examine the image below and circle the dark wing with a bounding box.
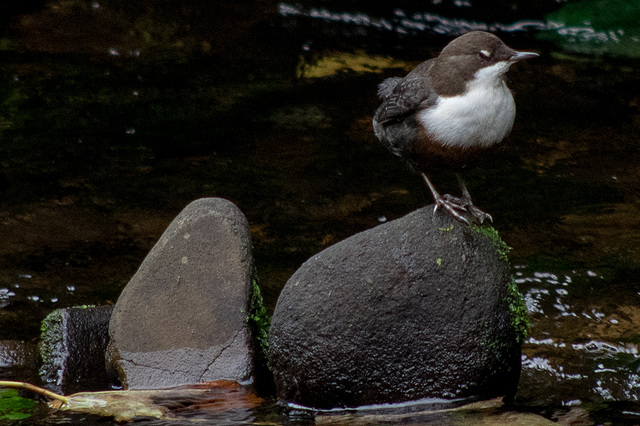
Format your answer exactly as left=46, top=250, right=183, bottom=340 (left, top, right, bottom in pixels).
left=377, top=77, right=403, bottom=99
left=374, top=59, right=437, bottom=126
left=373, top=59, right=437, bottom=158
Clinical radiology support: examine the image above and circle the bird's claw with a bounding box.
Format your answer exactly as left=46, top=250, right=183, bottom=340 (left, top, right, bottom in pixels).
left=421, top=173, right=493, bottom=225
left=468, top=204, right=493, bottom=224
left=436, top=194, right=493, bottom=224
left=433, top=199, right=470, bottom=225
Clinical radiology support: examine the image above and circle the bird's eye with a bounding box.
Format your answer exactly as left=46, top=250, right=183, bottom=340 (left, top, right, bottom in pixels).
left=479, top=49, right=491, bottom=60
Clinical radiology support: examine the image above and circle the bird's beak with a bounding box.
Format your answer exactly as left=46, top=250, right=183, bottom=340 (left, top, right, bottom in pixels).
left=511, top=50, right=539, bottom=62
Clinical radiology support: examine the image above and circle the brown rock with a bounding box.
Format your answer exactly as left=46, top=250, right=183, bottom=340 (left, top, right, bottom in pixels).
left=107, top=198, right=255, bottom=389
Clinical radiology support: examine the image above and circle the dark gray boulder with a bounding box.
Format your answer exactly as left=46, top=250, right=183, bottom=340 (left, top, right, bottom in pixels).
left=40, top=305, right=113, bottom=394
left=269, top=206, right=525, bottom=409
left=106, top=198, right=255, bottom=389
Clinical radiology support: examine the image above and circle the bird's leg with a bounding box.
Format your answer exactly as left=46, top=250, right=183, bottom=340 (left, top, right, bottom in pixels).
left=453, top=174, right=493, bottom=224
left=420, top=173, right=470, bottom=224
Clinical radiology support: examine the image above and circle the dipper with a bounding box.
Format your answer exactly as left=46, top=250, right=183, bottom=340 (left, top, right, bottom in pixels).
left=373, top=31, right=538, bottom=224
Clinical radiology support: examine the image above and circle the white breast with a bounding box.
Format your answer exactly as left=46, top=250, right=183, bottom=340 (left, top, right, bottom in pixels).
left=418, top=62, right=516, bottom=149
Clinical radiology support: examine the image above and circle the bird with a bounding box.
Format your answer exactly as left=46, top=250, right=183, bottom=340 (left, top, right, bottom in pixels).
left=372, top=31, right=538, bottom=224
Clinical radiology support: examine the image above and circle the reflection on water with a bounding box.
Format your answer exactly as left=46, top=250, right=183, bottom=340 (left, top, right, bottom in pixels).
left=279, top=2, right=640, bottom=57
left=278, top=2, right=548, bottom=37
left=516, top=264, right=640, bottom=410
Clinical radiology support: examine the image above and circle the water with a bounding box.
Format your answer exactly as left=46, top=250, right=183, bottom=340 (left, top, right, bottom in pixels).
left=1, top=0, right=640, bottom=424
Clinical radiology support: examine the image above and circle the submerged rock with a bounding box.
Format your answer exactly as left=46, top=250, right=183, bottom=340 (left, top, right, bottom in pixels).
left=269, top=206, right=525, bottom=409
left=40, top=305, right=113, bottom=394
left=0, top=340, right=38, bottom=370
left=106, top=198, right=256, bottom=389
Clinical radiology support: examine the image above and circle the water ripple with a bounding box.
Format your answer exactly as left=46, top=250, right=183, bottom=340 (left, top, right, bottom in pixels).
left=278, top=3, right=548, bottom=38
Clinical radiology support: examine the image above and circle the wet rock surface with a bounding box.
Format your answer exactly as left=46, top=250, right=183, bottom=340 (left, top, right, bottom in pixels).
left=39, top=305, right=113, bottom=394
left=0, top=340, right=40, bottom=379
left=106, top=198, right=255, bottom=389
left=269, top=206, right=523, bottom=409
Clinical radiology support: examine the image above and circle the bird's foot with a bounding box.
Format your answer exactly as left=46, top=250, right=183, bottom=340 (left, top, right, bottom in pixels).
left=432, top=194, right=471, bottom=225
left=420, top=172, right=492, bottom=224
left=438, top=194, right=493, bottom=224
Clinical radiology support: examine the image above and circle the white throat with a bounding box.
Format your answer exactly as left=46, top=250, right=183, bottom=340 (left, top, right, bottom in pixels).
left=418, top=61, right=516, bottom=148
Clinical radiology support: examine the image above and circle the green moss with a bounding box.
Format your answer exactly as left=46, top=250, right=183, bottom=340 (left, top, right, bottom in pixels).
left=71, top=304, right=95, bottom=310
left=247, top=279, right=271, bottom=367
left=39, top=309, right=66, bottom=385
left=506, top=278, right=529, bottom=344
left=470, top=223, right=512, bottom=262
left=470, top=224, right=528, bottom=344
left=39, top=309, right=63, bottom=347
